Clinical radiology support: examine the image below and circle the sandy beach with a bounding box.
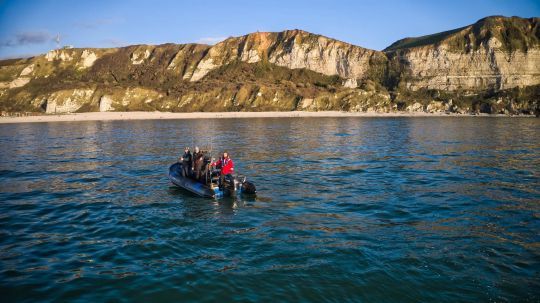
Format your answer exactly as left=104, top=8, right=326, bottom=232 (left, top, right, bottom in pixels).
left=0, top=111, right=526, bottom=124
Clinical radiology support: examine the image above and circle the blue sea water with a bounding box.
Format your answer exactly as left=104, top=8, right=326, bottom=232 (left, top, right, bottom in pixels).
left=0, top=117, right=539, bottom=302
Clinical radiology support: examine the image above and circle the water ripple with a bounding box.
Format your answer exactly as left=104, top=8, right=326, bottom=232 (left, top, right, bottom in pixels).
left=0, top=117, right=539, bottom=302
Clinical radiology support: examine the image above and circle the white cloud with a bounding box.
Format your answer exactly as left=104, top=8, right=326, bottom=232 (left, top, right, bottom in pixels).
left=1, top=31, right=55, bottom=47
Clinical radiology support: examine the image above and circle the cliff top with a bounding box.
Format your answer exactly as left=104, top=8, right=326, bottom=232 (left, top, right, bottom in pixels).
left=384, top=15, right=540, bottom=52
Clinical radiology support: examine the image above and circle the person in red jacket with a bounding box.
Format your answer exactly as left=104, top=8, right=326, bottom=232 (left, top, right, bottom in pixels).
left=212, top=151, right=234, bottom=189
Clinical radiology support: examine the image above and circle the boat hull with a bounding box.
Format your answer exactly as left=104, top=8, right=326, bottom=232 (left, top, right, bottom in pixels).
left=169, top=163, right=256, bottom=198
left=168, top=163, right=223, bottom=198
left=169, top=163, right=217, bottom=198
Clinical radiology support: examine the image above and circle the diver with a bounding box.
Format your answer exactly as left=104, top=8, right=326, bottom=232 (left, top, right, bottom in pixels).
left=179, top=147, right=192, bottom=177
left=211, top=151, right=234, bottom=189
left=192, top=146, right=204, bottom=180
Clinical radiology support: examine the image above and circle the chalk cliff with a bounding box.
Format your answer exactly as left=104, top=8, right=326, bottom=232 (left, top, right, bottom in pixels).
left=385, top=16, right=540, bottom=92
left=188, top=29, right=387, bottom=84
left=0, top=16, right=538, bottom=115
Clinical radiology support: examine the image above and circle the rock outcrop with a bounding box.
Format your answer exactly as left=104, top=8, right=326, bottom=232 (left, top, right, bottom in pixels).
left=189, top=30, right=387, bottom=83
left=0, top=15, right=538, bottom=115
left=385, top=16, right=540, bottom=92
left=42, top=88, right=96, bottom=114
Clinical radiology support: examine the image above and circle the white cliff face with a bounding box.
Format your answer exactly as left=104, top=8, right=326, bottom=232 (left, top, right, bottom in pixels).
left=0, top=64, right=35, bottom=89
left=299, top=98, right=314, bottom=109
left=190, top=58, right=219, bottom=81
left=78, top=50, right=98, bottom=69
left=240, top=49, right=261, bottom=63
left=393, top=38, right=540, bottom=91
left=173, top=26, right=540, bottom=95
left=99, top=95, right=114, bottom=112
left=342, top=78, right=358, bottom=88
left=131, top=48, right=152, bottom=65
left=189, top=31, right=385, bottom=82
left=164, top=44, right=213, bottom=81
left=19, top=64, right=35, bottom=76
left=45, top=89, right=95, bottom=114
left=45, top=49, right=74, bottom=62
left=269, top=36, right=377, bottom=80
left=9, top=78, right=31, bottom=89
left=29, top=87, right=165, bottom=114
left=188, top=37, right=243, bottom=81
left=7, top=64, right=35, bottom=89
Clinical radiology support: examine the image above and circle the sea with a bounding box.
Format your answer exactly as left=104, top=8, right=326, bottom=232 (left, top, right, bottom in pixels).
left=1, top=117, right=539, bottom=302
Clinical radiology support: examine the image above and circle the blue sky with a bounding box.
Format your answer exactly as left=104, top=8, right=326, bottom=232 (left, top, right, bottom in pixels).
left=0, top=0, right=538, bottom=59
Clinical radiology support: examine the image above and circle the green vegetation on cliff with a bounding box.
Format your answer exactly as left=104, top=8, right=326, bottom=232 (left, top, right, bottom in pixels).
left=0, top=15, right=538, bottom=116
left=385, top=16, right=540, bottom=53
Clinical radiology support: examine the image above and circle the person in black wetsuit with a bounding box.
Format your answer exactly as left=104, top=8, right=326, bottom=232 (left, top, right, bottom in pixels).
left=200, top=153, right=212, bottom=184
left=192, top=146, right=204, bottom=180
left=179, top=147, right=192, bottom=177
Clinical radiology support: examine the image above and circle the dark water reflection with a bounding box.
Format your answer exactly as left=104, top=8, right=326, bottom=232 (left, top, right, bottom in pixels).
left=0, top=117, right=539, bottom=302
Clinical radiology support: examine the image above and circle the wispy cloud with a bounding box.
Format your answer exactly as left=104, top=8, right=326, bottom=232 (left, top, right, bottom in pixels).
left=196, top=36, right=227, bottom=45
left=1, top=31, right=55, bottom=47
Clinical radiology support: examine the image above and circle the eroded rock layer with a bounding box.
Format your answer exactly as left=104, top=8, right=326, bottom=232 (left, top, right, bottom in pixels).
left=0, top=16, right=538, bottom=115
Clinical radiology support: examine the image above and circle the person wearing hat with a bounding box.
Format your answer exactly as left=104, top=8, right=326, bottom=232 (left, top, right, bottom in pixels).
left=179, top=147, right=192, bottom=177
left=211, top=151, right=234, bottom=189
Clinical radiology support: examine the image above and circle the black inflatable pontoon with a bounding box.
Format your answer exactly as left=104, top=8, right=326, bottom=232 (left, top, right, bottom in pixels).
left=168, top=162, right=256, bottom=198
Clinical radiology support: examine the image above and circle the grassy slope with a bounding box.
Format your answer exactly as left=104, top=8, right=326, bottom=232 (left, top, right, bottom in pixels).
left=384, top=16, right=540, bottom=52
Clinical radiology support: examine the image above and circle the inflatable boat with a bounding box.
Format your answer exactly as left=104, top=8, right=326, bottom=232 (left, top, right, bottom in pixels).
left=168, top=162, right=256, bottom=198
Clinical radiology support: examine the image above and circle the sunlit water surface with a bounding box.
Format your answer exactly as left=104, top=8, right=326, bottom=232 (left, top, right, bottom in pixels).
left=1, top=117, right=539, bottom=302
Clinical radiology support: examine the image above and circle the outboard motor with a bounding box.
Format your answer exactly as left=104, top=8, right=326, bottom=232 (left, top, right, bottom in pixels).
left=241, top=181, right=257, bottom=195
left=224, top=174, right=256, bottom=196
left=234, top=175, right=246, bottom=191
left=234, top=174, right=256, bottom=195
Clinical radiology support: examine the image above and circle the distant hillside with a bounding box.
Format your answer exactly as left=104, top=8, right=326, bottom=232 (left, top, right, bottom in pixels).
left=383, top=15, right=540, bottom=102
left=384, top=27, right=467, bottom=52
left=385, top=16, right=539, bottom=52
left=0, top=16, right=538, bottom=116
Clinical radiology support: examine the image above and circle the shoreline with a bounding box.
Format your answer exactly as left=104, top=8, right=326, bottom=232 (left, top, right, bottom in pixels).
left=0, top=111, right=535, bottom=124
